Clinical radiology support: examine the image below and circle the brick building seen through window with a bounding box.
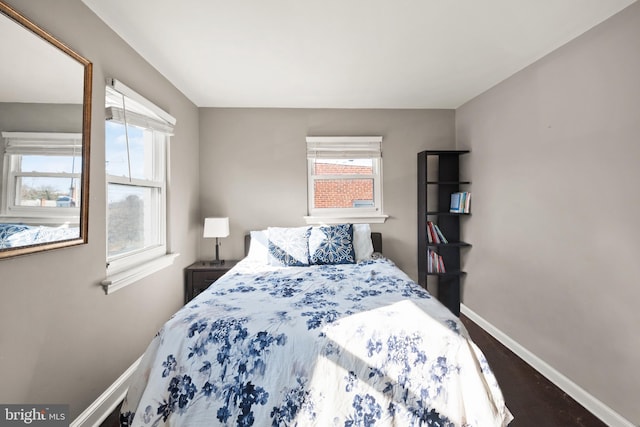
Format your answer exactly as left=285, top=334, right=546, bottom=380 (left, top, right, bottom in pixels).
left=313, top=161, right=374, bottom=208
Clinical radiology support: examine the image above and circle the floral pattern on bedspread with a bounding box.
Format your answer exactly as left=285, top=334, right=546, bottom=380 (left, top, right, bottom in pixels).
left=121, top=257, right=512, bottom=427
left=0, top=223, right=79, bottom=248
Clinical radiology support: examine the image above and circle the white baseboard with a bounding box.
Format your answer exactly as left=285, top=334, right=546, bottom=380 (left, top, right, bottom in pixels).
left=461, top=304, right=635, bottom=427
left=70, top=356, right=142, bottom=427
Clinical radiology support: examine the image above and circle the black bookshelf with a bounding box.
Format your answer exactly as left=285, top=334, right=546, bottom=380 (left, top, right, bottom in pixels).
left=417, top=150, right=470, bottom=316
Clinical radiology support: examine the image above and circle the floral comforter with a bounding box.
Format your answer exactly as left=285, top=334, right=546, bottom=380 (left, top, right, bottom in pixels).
left=0, top=223, right=79, bottom=248
left=121, top=257, right=512, bottom=426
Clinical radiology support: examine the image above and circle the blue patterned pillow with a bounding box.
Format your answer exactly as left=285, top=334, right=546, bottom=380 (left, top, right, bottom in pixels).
left=0, top=223, right=30, bottom=249
left=268, top=226, right=311, bottom=266
left=308, top=224, right=356, bottom=265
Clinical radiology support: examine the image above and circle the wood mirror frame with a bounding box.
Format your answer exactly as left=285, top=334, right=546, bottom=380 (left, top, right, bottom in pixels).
left=0, top=1, right=92, bottom=259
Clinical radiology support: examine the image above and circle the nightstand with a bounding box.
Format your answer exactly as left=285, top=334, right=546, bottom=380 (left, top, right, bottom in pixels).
left=184, top=260, right=239, bottom=304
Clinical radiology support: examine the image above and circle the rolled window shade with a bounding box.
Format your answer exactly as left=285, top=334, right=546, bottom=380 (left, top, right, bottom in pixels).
left=106, top=106, right=174, bottom=134
left=306, top=136, right=382, bottom=159
left=105, top=79, right=176, bottom=134
left=3, top=132, right=82, bottom=155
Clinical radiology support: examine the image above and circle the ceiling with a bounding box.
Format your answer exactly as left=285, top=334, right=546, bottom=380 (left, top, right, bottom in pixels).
left=82, top=0, right=635, bottom=109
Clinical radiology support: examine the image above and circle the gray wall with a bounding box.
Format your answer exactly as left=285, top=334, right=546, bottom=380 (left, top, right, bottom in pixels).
left=0, top=0, right=200, bottom=419
left=0, top=103, right=83, bottom=132
left=198, top=108, right=455, bottom=278
left=456, top=2, right=640, bottom=423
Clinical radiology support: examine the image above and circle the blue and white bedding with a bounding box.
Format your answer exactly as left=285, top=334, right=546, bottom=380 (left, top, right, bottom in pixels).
left=0, top=223, right=79, bottom=248
left=121, top=257, right=512, bottom=426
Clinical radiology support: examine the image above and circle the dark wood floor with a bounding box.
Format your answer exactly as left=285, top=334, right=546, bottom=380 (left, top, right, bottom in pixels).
left=100, top=315, right=607, bottom=427
left=460, top=315, right=607, bottom=427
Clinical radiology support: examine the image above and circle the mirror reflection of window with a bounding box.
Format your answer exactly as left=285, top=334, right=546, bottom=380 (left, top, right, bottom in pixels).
left=2, top=132, right=82, bottom=211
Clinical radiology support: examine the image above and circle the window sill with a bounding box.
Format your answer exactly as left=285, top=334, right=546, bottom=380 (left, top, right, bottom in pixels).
left=304, top=214, right=388, bottom=225
left=101, top=253, right=180, bottom=295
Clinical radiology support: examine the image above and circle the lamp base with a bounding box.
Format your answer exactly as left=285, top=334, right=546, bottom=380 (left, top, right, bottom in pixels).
left=210, top=238, right=224, bottom=266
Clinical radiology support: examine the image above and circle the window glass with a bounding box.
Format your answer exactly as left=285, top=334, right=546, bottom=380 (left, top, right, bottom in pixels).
left=106, top=121, right=155, bottom=180
left=313, top=178, right=374, bottom=209
left=21, top=155, right=81, bottom=173
left=14, top=176, right=80, bottom=207
left=312, top=158, right=374, bottom=175
left=107, top=184, right=160, bottom=258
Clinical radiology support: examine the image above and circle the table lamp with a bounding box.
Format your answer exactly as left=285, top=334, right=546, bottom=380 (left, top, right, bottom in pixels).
left=203, top=217, right=229, bottom=265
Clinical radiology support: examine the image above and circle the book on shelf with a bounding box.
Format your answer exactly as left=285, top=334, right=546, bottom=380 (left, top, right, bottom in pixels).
left=426, top=221, right=448, bottom=244
left=449, top=191, right=471, bottom=214
left=449, top=192, right=461, bottom=213
left=427, top=221, right=436, bottom=243
left=434, top=223, right=448, bottom=243
left=427, top=248, right=446, bottom=273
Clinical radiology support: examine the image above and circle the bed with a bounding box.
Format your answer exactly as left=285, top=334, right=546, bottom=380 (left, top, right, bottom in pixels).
left=120, top=224, right=512, bottom=426
left=0, top=223, right=79, bottom=248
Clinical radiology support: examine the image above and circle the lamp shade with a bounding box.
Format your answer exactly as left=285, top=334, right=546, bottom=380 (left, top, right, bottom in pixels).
left=203, top=217, right=229, bottom=238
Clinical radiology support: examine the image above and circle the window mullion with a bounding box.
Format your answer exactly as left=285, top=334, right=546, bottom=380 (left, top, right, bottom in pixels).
left=13, top=172, right=81, bottom=179
left=106, top=175, right=162, bottom=188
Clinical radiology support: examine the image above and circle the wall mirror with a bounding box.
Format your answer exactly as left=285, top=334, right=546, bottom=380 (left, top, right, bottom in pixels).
left=0, top=1, right=92, bottom=259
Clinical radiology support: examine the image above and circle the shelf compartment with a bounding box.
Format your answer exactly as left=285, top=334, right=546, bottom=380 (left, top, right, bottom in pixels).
left=425, top=271, right=467, bottom=277
left=426, top=241, right=471, bottom=248
left=422, top=150, right=470, bottom=155
left=426, top=181, right=471, bottom=185
left=426, top=211, right=471, bottom=216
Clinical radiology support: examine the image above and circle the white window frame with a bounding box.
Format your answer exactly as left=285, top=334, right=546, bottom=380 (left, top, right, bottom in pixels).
left=1, top=132, right=82, bottom=224
left=101, top=79, right=178, bottom=294
left=304, top=136, right=387, bottom=225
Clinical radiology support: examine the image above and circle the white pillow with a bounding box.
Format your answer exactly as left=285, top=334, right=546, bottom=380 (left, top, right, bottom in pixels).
left=246, top=229, right=269, bottom=263
left=353, top=223, right=374, bottom=261
left=267, top=226, right=311, bottom=266
left=249, top=225, right=374, bottom=263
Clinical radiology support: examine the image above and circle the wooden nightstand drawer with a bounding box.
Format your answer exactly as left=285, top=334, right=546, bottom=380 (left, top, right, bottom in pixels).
left=184, top=260, right=238, bottom=303
left=192, top=270, right=226, bottom=286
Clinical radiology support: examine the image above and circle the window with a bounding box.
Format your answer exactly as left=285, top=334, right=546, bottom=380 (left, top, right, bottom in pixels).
left=305, top=136, right=387, bottom=224
left=102, top=79, right=178, bottom=294
left=1, top=132, right=82, bottom=220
